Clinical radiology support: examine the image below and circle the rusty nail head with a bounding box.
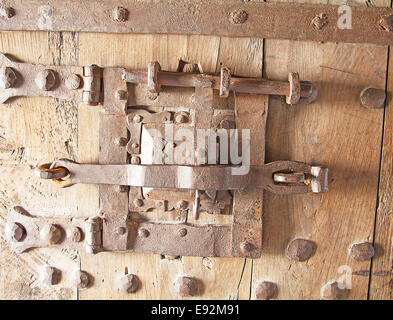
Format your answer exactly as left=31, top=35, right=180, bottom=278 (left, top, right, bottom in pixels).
left=117, top=274, right=139, bottom=293
left=67, top=227, right=83, bottom=242
left=321, top=281, right=345, bottom=300
left=379, top=14, right=393, bottom=32
left=115, top=89, right=127, bottom=100
left=40, top=266, right=61, bottom=285
left=114, top=137, right=128, bottom=147
left=131, top=156, right=141, bottom=164
left=0, top=6, right=15, bottom=18
left=286, top=238, right=315, bottom=262
left=65, top=74, right=81, bottom=90
left=115, top=185, right=128, bottom=193
left=255, top=281, right=278, bottom=300
left=240, top=241, right=253, bottom=254
left=40, top=224, right=63, bottom=245
left=113, top=6, right=129, bottom=22
left=360, top=87, right=386, bottom=109
left=178, top=228, right=187, bottom=237
left=176, top=200, right=188, bottom=210
left=35, top=69, right=57, bottom=91
left=5, top=222, right=25, bottom=242
left=175, top=114, right=187, bottom=124
left=0, top=67, right=17, bottom=89
left=117, top=227, right=127, bottom=235
left=138, top=228, right=150, bottom=238
left=71, top=270, right=90, bottom=289
left=349, top=242, right=375, bottom=261
left=312, top=13, right=328, bottom=30
left=229, top=9, right=248, bottom=24
left=133, top=115, right=142, bottom=123
left=176, top=276, right=198, bottom=297
left=133, top=198, right=143, bottom=207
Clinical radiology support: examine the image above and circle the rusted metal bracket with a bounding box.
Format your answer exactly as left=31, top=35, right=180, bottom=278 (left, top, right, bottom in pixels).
left=3, top=55, right=327, bottom=258
left=0, top=0, right=392, bottom=45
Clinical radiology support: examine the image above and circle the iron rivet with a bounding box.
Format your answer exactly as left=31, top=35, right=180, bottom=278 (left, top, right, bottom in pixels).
left=229, top=9, right=248, bottom=24
left=71, top=270, right=90, bottom=289
left=133, top=198, right=143, bottom=207
left=0, top=6, right=15, bottom=18
left=115, top=89, right=127, bottom=100
left=67, top=227, right=83, bottom=243
left=178, top=228, right=187, bottom=237
left=176, top=276, right=198, bottom=297
left=176, top=200, right=188, bottom=210
left=321, top=281, right=345, bottom=300
left=113, top=6, right=129, bottom=22
left=175, top=114, right=187, bottom=124
left=379, top=14, right=393, bottom=32
left=286, top=238, right=315, bottom=262
left=114, top=137, right=128, bottom=147
left=40, top=224, right=63, bottom=245
left=360, top=87, right=386, bottom=109
left=65, top=74, right=81, bottom=90
left=240, top=241, right=253, bottom=254
left=115, top=185, right=128, bottom=193
left=117, top=274, right=139, bottom=293
left=138, top=228, right=150, bottom=238
left=131, top=156, right=141, bottom=164
left=312, top=13, right=328, bottom=30
left=5, top=222, right=25, bottom=242
left=255, top=281, right=278, bottom=300
left=117, top=227, right=127, bottom=235
left=0, top=67, right=17, bottom=89
left=349, top=242, right=375, bottom=261
left=35, top=69, right=57, bottom=91
left=133, top=115, right=142, bottom=123
left=40, top=266, right=61, bottom=286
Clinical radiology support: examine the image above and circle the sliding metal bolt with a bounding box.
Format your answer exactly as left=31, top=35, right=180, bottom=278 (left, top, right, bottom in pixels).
left=255, top=281, right=277, bottom=300
left=117, top=274, right=139, bottom=293
left=0, top=67, right=17, bottom=89
left=5, top=222, right=25, bottom=242
left=40, top=266, right=61, bottom=285
left=35, top=69, right=57, bottom=91
left=113, top=7, right=129, bottom=22
left=40, top=224, right=63, bottom=245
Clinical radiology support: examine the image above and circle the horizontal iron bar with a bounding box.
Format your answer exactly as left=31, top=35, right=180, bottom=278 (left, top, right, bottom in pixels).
left=0, top=1, right=392, bottom=45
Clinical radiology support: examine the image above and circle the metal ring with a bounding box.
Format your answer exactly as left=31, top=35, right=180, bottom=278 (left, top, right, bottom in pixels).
left=35, top=163, right=69, bottom=180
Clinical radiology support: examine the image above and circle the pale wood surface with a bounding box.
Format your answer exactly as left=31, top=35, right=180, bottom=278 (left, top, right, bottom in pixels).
left=0, top=0, right=392, bottom=300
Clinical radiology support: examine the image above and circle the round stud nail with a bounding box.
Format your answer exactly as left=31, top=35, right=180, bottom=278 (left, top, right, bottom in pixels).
left=117, top=274, right=139, bottom=293
left=255, top=281, right=277, bottom=300
left=286, top=238, right=315, bottom=262
left=35, top=69, right=57, bottom=91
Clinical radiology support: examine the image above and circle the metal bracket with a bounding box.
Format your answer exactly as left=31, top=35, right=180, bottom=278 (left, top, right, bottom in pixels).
left=2, top=55, right=327, bottom=258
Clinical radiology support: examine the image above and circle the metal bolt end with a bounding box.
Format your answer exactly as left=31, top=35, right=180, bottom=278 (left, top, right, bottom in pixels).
left=113, top=6, right=129, bottom=22
left=133, top=198, right=143, bottom=207
left=176, top=276, right=199, bottom=297
left=138, top=228, right=150, bottom=238
left=176, top=200, right=188, bottom=210
left=349, top=242, right=375, bottom=261
left=40, top=266, right=61, bottom=286
left=115, top=185, right=128, bottom=193
left=0, top=67, right=17, bottom=89
left=286, top=238, right=315, bottom=262
left=65, top=74, right=81, bottom=90
left=35, top=69, right=57, bottom=91
left=255, top=281, right=278, bottom=300
left=240, top=241, right=253, bottom=254
left=178, top=228, right=187, bottom=237
left=67, top=227, right=83, bottom=243
left=117, top=274, right=139, bottom=293
left=0, top=6, right=15, bottom=18
left=312, top=13, right=328, bottom=30
left=321, top=281, right=345, bottom=300
left=360, top=87, right=386, bottom=109
left=131, top=156, right=141, bottom=164
left=175, top=114, right=188, bottom=124
left=40, top=224, right=63, bottom=245
left=229, top=9, right=248, bottom=24
left=379, top=14, right=393, bottom=32
left=133, top=114, right=142, bottom=123
left=71, top=270, right=90, bottom=289
left=5, top=222, right=25, bottom=242
left=115, top=89, right=127, bottom=100
left=114, top=136, right=128, bottom=147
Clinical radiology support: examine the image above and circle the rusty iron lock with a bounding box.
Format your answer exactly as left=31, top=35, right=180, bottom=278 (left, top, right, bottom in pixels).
left=1, top=53, right=328, bottom=258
